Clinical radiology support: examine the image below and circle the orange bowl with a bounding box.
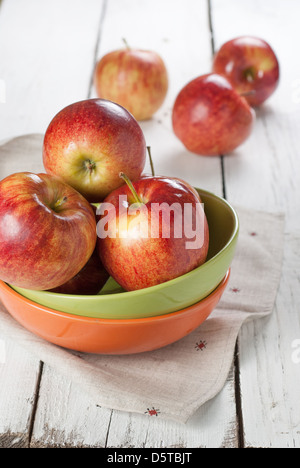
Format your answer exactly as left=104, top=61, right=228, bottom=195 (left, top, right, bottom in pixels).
left=0, top=270, right=230, bottom=355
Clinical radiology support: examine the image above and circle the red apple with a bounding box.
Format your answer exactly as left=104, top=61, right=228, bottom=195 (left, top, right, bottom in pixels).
left=96, top=174, right=209, bottom=291
left=172, top=73, right=255, bottom=156
left=0, top=172, right=97, bottom=290
left=93, top=42, right=168, bottom=121
left=213, top=36, right=280, bottom=107
left=43, top=98, right=146, bottom=203
left=49, top=250, right=109, bottom=295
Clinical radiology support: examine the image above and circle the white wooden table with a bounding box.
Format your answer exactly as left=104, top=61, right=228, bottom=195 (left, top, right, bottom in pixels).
left=0, top=0, right=299, bottom=449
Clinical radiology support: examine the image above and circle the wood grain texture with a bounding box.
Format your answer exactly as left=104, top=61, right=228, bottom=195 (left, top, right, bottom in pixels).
left=91, top=0, right=224, bottom=197
left=30, top=365, right=113, bottom=448
left=0, top=0, right=298, bottom=449
left=0, top=335, right=41, bottom=448
left=105, top=367, right=238, bottom=449
left=0, top=0, right=105, bottom=141
left=28, top=0, right=238, bottom=448
left=211, top=0, right=300, bottom=448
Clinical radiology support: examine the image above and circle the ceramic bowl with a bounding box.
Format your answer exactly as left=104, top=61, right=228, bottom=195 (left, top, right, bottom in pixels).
left=9, top=188, right=239, bottom=319
left=0, top=270, right=230, bottom=354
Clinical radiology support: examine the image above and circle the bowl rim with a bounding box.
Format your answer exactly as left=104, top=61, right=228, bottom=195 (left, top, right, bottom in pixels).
left=9, top=188, right=239, bottom=301
left=1, top=270, right=231, bottom=324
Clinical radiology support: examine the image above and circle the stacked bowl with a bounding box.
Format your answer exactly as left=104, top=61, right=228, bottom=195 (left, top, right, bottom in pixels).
left=0, top=189, right=239, bottom=355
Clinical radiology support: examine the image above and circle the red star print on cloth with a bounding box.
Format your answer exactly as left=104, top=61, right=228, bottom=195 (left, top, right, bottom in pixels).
left=195, top=340, right=207, bottom=351
left=145, top=407, right=160, bottom=417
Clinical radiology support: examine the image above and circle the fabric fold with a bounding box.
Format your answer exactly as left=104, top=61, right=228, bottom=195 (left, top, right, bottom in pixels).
left=0, top=135, right=285, bottom=423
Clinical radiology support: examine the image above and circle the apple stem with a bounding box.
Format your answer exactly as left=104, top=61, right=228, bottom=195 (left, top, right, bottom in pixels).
left=53, top=196, right=68, bottom=211
left=85, top=159, right=96, bottom=173
left=147, top=146, right=155, bottom=177
left=240, top=90, right=256, bottom=97
left=119, top=172, right=142, bottom=204
left=122, top=38, right=131, bottom=50
left=243, top=66, right=256, bottom=83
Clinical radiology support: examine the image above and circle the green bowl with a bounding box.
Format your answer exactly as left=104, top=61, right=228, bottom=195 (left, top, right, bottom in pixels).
left=9, top=189, right=239, bottom=319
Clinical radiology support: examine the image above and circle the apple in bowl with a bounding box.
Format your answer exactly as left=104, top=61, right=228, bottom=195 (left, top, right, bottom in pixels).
left=49, top=249, right=109, bottom=295
left=96, top=174, right=209, bottom=291
left=94, top=42, right=168, bottom=121
left=0, top=172, right=97, bottom=291
left=212, top=36, right=280, bottom=107
left=43, top=98, right=146, bottom=202
left=172, top=73, right=255, bottom=156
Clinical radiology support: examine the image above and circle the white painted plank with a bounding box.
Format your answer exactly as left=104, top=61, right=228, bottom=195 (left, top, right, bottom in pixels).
left=0, top=0, right=107, bottom=447
left=0, top=333, right=41, bottom=447
left=91, top=0, right=224, bottom=197
left=106, top=367, right=238, bottom=449
left=30, top=365, right=112, bottom=448
left=31, top=365, right=236, bottom=448
left=0, top=0, right=105, bottom=141
left=91, top=0, right=238, bottom=448
left=211, top=0, right=300, bottom=448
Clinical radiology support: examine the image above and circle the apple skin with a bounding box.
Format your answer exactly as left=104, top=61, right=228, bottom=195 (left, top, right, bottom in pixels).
left=43, top=99, right=146, bottom=203
left=0, top=172, right=97, bottom=290
left=172, top=73, right=255, bottom=156
left=213, top=36, right=280, bottom=107
left=94, top=48, right=168, bottom=121
left=49, top=250, right=109, bottom=295
left=96, top=176, right=209, bottom=291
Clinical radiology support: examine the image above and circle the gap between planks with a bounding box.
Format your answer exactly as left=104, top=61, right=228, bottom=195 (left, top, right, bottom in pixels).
left=207, top=0, right=244, bottom=447
left=28, top=362, right=44, bottom=447
left=87, top=0, right=109, bottom=99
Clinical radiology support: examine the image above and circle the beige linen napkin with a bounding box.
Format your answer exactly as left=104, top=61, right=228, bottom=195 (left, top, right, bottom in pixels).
left=0, top=135, right=285, bottom=423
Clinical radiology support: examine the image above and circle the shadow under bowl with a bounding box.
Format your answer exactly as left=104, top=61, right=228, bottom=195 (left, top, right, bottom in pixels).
left=0, top=270, right=230, bottom=354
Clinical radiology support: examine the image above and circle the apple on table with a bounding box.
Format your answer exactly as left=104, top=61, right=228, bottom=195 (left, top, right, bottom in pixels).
left=0, top=172, right=97, bottom=291
left=93, top=40, right=169, bottom=121
left=172, top=73, right=255, bottom=156
left=96, top=174, right=209, bottom=292
left=212, top=36, right=280, bottom=107
left=43, top=98, right=146, bottom=203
